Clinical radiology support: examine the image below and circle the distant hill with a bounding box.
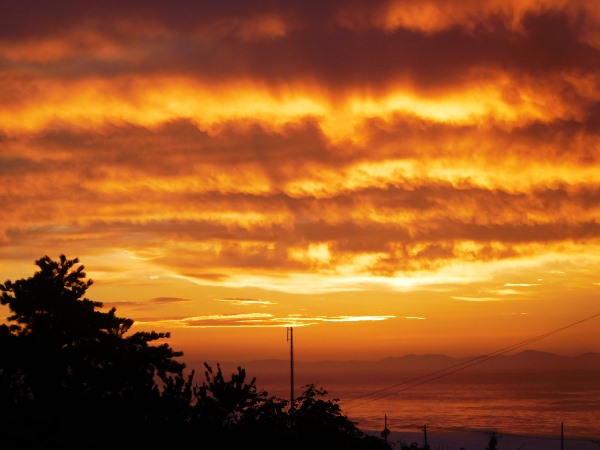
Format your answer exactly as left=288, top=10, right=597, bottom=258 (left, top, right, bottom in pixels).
left=187, top=350, right=600, bottom=391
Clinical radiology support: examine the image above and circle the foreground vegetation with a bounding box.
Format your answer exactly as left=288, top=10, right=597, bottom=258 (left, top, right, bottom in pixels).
left=0, top=255, right=392, bottom=449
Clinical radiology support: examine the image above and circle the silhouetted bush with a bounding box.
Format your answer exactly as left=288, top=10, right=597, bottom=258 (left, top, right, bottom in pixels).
left=0, top=255, right=390, bottom=449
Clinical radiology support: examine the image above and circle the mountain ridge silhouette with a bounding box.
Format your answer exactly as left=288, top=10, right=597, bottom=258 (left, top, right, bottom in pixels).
left=187, top=350, right=600, bottom=387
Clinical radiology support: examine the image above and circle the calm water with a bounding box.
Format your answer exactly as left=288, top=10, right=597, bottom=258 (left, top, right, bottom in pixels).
left=267, top=380, right=600, bottom=440
left=337, top=382, right=600, bottom=440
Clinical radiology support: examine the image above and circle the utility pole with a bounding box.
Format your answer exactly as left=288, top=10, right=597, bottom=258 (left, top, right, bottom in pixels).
left=488, top=431, right=499, bottom=450
left=381, top=414, right=390, bottom=444
left=287, top=327, right=294, bottom=410
left=422, top=425, right=429, bottom=450
left=561, top=422, right=564, bottom=450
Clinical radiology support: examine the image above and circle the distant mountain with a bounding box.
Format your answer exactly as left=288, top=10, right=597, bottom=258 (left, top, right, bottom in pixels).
left=187, top=350, right=600, bottom=390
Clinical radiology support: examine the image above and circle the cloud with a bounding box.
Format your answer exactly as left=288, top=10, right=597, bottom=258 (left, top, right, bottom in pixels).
left=100, top=297, right=190, bottom=311
left=3, top=2, right=599, bottom=85
left=1, top=1, right=599, bottom=297
left=219, top=298, right=277, bottom=306
left=102, top=301, right=147, bottom=310
left=150, top=297, right=191, bottom=304
left=135, top=312, right=395, bottom=328
left=2, top=3, right=599, bottom=133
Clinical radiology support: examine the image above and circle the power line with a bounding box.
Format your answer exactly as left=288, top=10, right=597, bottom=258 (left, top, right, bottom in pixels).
left=344, top=312, right=600, bottom=411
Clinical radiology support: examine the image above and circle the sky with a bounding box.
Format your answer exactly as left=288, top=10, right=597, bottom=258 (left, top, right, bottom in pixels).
left=1, top=0, right=599, bottom=364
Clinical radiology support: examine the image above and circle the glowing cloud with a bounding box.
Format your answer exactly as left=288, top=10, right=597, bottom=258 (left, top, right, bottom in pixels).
left=219, top=298, right=277, bottom=306
left=135, top=313, right=396, bottom=328
left=2, top=0, right=599, bottom=361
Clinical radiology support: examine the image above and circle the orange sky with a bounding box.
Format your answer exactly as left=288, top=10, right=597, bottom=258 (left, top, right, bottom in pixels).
left=1, top=0, right=599, bottom=364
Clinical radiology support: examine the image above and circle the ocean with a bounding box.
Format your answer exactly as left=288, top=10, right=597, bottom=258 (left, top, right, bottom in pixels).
left=334, top=381, right=600, bottom=439
left=200, top=352, right=600, bottom=447
left=259, top=378, right=600, bottom=448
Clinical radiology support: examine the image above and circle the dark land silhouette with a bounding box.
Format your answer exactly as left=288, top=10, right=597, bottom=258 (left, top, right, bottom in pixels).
left=194, top=350, right=600, bottom=389
left=0, top=255, right=392, bottom=449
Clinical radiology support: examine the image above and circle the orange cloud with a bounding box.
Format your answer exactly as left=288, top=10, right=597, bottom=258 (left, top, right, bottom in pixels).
left=1, top=1, right=599, bottom=360
left=134, top=312, right=395, bottom=328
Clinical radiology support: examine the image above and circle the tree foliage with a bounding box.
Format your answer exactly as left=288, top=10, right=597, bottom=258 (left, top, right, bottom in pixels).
left=0, top=255, right=188, bottom=447
left=0, top=255, right=390, bottom=449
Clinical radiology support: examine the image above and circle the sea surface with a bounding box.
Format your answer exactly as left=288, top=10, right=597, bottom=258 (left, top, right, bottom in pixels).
left=200, top=353, right=600, bottom=447
left=265, top=379, right=600, bottom=442
left=340, top=381, right=599, bottom=438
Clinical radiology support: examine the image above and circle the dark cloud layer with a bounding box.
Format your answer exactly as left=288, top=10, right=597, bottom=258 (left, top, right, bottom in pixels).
left=1, top=1, right=598, bottom=94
